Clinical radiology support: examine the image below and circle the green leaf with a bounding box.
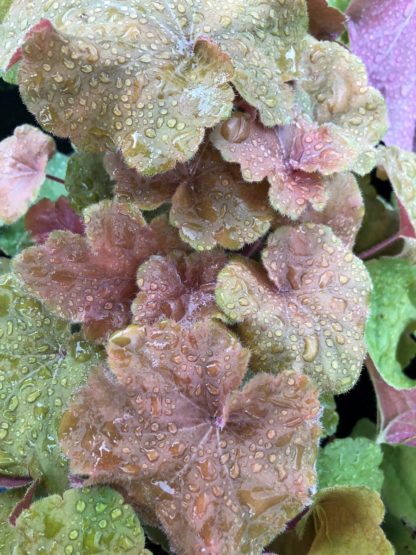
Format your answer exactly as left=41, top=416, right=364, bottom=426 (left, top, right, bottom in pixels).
left=365, top=258, right=416, bottom=389
left=351, top=417, right=377, bottom=440
left=327, top=0, right=350, bottom=12
left=382, top=445, right=416, bottom=528
left=0, top=0, right=13, bottom=23
left=0, top=218, right=32, bottom=256
left=0, top=274, right=103, bottom=491
left=317, top=437, right=384, bottom=492
left=0, top=488, right=24, bottom=553
left=320, top=393, right=339, bottom=437
left=383, top=513, right=416, bottom=555
left=13, top=486, right=152, bottom=555
left=41, top=152, right=69, bottom=200
left=65, top=152, right=113, bottom=212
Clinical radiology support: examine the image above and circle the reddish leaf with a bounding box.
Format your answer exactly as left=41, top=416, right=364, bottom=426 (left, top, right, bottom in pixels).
left=9, top=479, right=39, bottom=526
left=348, top=0, right=416, bottom=151
left=367, top=358, right=416, bottom=447
left=0, top=125, right=55, bottom=224
left=25, top=196, right=84, bottom=243
left=132, top=250, right=227, bottom=327
left=13, top=200, right=187, bottom=340
left=60, top=320, right=321, bottom=555
left=307, top=0, right=346, bottom=40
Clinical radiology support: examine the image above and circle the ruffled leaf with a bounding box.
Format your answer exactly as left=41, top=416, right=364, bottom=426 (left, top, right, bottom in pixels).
left=348, top=0, right=416, bottom=151
left=13, top=200, right=187, bottom=340
left=365, top=257, right=416, bottom=389
left=65, top=152, right=113, bottom=212
left=60, top=319, right=321, bottom=555
left=317, top=437, right=384, bottom=491
left=25, top=196, right=84, bottom=243
left=270, top=487, right=393, bottom=555
left=0, top=124, right=55, bottom=224
left=12, top=486, right=151, bottom=554
left=273, top=172, right=364, bottom=248
left=132, top=250, right=227, bottom=327
left=1, top=1, right=309, bottom=173
left=0, top=274, right=103, bottom=491
left=216, top=223, right=371, bottom=393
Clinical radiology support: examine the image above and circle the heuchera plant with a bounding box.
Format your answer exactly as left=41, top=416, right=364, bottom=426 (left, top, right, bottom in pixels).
left=0, top=0, right=415, bottom=553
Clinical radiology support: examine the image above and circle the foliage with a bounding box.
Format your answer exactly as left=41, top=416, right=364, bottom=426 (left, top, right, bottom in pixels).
left=0, top=0, right=414, bottom=553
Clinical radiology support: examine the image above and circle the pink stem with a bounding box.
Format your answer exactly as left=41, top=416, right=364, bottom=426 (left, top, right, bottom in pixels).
left=358, top=233, right=401, bottom=260
left=45, top=174, right=65, bottom=185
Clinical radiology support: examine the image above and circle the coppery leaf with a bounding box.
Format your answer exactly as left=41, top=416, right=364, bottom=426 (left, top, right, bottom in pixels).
left=0, top=124, right=55, bottom=224
left=306, top=0, right=346, bottom=40
left=132, top=250, right=227, bottom=326
left=216, top=223, right=372, bottom=393
left=13, top=200, right=187, bottom=340
left=25, top=196, right=84, bottom=243
left=60, top=319, right=321, bottom=555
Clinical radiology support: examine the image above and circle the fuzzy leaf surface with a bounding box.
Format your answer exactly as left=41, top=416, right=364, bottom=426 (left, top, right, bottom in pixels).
left=60, top=319, right=321, bottom=555
left=0, top=274, right=103, bottom=490
left=13, top=200, right=186, bottom=340
left=216, top=223, right=371, bottom=393
left=0, top=488, right=24, bottom=553
left=365, top=258, right=416, bottom=389
left=0, top=125, right=55, bottom=224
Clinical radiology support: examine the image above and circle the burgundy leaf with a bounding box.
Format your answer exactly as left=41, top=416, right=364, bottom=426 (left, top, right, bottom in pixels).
left=8, top=479, right=39, bottom=526
left=25, top=196, right=84, bottom=243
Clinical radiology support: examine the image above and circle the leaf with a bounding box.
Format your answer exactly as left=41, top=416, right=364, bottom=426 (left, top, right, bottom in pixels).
left=0, top=125, right=55, bottom=224
left=273, top=172, right=364, bottom=249
left=306, top=0, right=346, bottom=40
left=216, top=223, right=372, bottom=393
left=377, top=146, right=416, bottom=237
left=347, top=0, right=416, bottom=151
left=41, top=151, right=68, bottom=199
left=132, top=250, right=227, bottom=327
left=1, top=2, right=308, bottom=174
left=65, top=152, right=113, bottom=212
left=0, top=488, right=24, bottom=553
left=13, top=486, right=151, bottom=554
left=320, top=393, right=339, bottom=437
left=0, top=273, right=103, bottom=491
left=0, top=0, right=12, bottom=23
left=60, top=319, right=321, bottom=555
left=25, top=196, right=84, bottom=243
left=13, top=200, right=187, bottom=340
left=0, top=218, right=32, bottom=257
left=317, top=437, right=384, bottom=491
left=270, top=487, right=393, bottom=555
left=383, top=512, right=416, bottom=555
left=367, top=358, right=416, bottom=447
left=365, top=257, right=416, bottom=389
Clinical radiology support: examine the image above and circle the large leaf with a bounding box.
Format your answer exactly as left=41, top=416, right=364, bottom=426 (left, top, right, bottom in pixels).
left=216, top=223, right=372, bottom=393
left=348, top=0, right=416, bottom=151
left=0, top=273, right=103, bottom=491
left=1, top=1, right=308, bottom=174
left=365, top=257, right=416, bottom=389
left=60, top=319, right=321, bottom=555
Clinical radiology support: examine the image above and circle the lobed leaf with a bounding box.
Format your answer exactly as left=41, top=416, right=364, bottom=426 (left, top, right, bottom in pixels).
left=348, top=0, right=416, bottom=152
left=216, top=223, right=372, bottom=393
left=25, top=196, right=84, bottom=243
left=60, top=319, right=321, bottom=555
left=11, top=486, right=151, bottom=555
left=270, top=487, right=393, bottom=555
left=317, top=437, right=384, bottom=491
left=0, top=125, right=55, bottom=224
left=13, top=199, right=187, bottom=340
left=0, top=274, right=103, bottom=491
left=365, top=257, right=416, bottom=389
left=132, top=250, right=227, bottom=327
left=1, top=1, right=308, bottom=174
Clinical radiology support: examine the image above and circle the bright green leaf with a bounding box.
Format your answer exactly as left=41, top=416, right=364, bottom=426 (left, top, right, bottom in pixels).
left=65, top=152, right=113, bottom=212
left=0, top=274, right=103, bottom=491
left=41, top=152, right=69, bottom=200
left=327, top=0, right=350, bottom=12
left=0, top=218, right=32, bottom=256
left=317, top=437, right=384, bottom=491
left=382, top=445, right=416, bottom=528
left=365, top=258, right=416, bottom=389
left=14, top=486, right=152, bottom=555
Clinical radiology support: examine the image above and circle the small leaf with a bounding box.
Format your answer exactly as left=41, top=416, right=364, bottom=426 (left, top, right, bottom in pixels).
left=65, top=152, right=113, bottom=212
left=0, top=218, right=32, bottom=257
left=307, top=0, right=346, bottom=40
left=14, top=486, right=151, bottom=554
left=0, top=274, right=103, bottom=490
left=270, top=487, right=393, bottom=555
left=60, top=319, right=321, bottom=555
left=25, top=196, right=84, bottom=243
left=365, top=257, right=416, bottom=389
left=0, top=125, right=55, bottom=224
left=216, top=223, right=372, bottom=393
left=132, top=250, right=227, bottom=327
left=320, top=393, right=339, bottom=437
left=348, top=0, right=416, bottom=151
left=13, top=200, right=187, bottom=340
left=317, top=437, right=384, bottom=491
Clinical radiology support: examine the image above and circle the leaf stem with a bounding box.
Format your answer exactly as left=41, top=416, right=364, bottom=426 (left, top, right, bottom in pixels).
left=45, top=174, right=65, bottom=185
left=358, top=233, right=401, bottom=260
